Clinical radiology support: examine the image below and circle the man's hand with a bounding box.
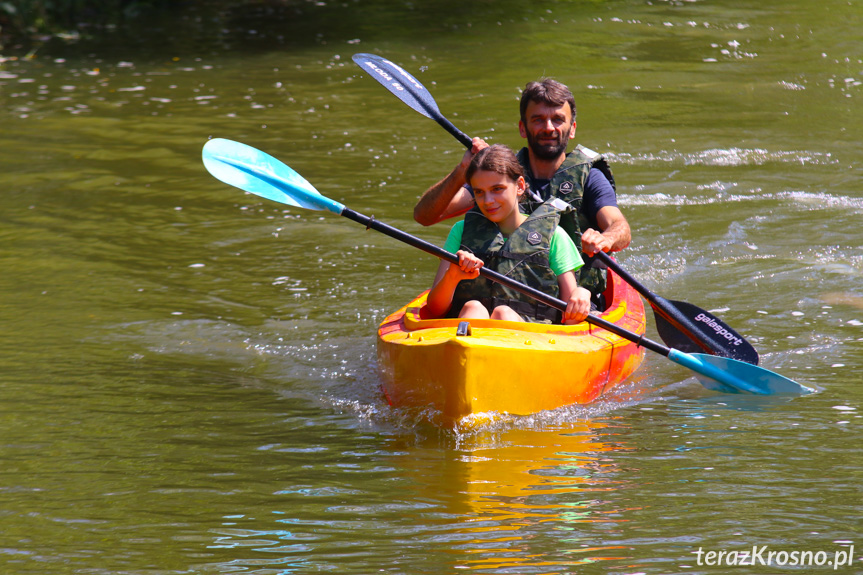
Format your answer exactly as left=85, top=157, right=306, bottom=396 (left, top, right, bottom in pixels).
left=581, top=228, right=613, bottom=257
left=583, top=206, right=631, bottom=255
left=459, top=137, right=489, bottom=170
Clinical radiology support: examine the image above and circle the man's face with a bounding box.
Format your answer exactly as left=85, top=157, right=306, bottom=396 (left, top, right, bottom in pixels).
left=519, top=100, right=576, bottom=161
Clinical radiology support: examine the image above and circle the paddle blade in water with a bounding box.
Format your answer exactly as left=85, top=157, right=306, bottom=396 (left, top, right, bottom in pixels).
left=653, top=298, right=760, bottom=365
left=592, top=252, right=761, bottom=365
left=668, top=350, right=813, bottom=395
left=352, top=53, right=441, bottom=120
left=202, top=138, right=344, bottom=214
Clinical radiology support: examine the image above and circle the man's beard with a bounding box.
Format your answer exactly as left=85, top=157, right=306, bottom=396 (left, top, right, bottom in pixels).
left=525, top=128, right=570, bottom=161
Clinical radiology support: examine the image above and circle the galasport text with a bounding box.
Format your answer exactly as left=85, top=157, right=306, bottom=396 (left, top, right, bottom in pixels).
left=694, top=312, right=744, bottom=347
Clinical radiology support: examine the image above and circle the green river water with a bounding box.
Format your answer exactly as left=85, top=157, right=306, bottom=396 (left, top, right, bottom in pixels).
left=1, top=0, right=861, bottom=573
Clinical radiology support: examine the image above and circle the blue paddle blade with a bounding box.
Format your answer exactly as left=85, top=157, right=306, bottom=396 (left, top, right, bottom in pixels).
left=352, top=53, right=441, bottom=120
left=668, top=350, right=814, bottom=395
left=202, top=138, right=345, bottom=214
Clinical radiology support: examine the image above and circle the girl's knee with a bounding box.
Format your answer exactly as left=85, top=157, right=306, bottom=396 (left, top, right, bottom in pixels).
left=459, top=300, right=490, bottom=319
left=490, top=305, right=523, bottom=322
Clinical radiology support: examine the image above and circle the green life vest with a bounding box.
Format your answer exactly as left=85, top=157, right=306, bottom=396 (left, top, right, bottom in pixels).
left=448, top=199, right=567, bottom=323
left=517, top=145, right=615, bottom=298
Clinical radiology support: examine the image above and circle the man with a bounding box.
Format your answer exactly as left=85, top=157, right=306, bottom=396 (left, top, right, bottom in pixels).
left=413, top=78, right=630, bottom=307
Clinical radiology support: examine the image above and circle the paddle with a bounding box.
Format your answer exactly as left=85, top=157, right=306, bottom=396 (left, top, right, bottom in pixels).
left=201, top=137, right=813, bottom=396
left=592, top=251, right=759, bottom=365
left=351, top=53, right=472, bottom=148
left=352, top=52, right=760, bottom=365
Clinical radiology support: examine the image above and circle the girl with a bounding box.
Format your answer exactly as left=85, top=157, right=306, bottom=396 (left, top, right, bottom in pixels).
left=424, top=144, right=591, bottom=324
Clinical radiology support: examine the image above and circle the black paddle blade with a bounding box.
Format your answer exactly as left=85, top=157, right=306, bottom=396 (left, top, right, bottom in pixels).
left=352, top=53, right=441, bottom=120
left=652, top=298, right=760, bottom=365
left=352, top=53, right=473, bottom=148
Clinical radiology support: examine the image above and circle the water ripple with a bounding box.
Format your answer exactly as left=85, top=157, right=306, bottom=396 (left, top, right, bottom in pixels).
left=609, top=148, right=835, bottom=167
left=621, top=190, right=863, bottom=212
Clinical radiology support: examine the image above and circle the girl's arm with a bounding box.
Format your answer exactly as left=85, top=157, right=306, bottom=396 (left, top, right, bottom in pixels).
left=557, top=271, right=591, bottom=324
left=423, top=251, right=483, bottom=318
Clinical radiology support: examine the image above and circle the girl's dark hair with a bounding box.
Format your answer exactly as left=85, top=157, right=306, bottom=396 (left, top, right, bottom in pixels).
left=465, top=144, right=524, bottom=185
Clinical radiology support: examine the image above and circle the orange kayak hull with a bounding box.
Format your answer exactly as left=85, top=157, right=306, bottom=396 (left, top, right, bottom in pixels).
left=376, top=270, right=647, bottom=422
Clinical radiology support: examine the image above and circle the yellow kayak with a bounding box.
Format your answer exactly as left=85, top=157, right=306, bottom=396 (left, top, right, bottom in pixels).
left=376, top=269, right=647, bottom=422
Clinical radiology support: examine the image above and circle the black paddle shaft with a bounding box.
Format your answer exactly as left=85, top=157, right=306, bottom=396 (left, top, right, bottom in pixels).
left=436, top=115, right=472, bottom=149
left=340, top=207, right=669, bottom=358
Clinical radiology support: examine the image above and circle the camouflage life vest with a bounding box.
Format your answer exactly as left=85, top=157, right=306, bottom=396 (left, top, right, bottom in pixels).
left=517, top=145, right=615, bottom=297
left=449, top=199, right=568, bottom=323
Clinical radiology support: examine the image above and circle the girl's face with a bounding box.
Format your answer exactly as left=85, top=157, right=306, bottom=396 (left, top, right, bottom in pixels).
left=470, top=169, right=525, bottom=226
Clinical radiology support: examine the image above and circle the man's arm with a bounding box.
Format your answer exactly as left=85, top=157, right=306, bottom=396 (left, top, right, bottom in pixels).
left=413, top=137, right=487, bottom=226
left=580, top=167, right=631, bottom=255
left=413, top=172, right=475, bottom=226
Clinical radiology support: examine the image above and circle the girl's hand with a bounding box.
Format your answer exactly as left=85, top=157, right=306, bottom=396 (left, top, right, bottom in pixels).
left=449, top=250, right=483, bottom=280
left=563, top=286, right=591, bottom=324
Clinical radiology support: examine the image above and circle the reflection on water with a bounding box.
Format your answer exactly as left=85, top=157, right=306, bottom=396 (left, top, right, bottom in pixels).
left=198, top=419, right=639, bottom=574
left=444, top=423, right=632, bottom=572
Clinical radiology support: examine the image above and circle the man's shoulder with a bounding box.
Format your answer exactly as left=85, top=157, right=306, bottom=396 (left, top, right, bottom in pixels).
left=574, top=144, right=601, bottom=160
left=575, top=146, right=616, bottom=192
left=583, top=168, right=617, bottom=212
left=569, top=145, right=610, bottom=165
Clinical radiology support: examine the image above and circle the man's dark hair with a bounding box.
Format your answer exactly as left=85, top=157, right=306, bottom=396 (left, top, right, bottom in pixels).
left=519, top=78, right=577, bottom=123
